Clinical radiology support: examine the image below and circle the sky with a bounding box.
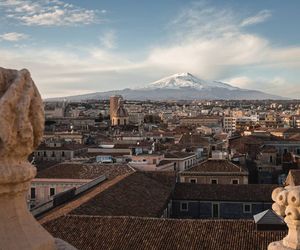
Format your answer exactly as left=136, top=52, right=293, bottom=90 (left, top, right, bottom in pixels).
left=0, top=0, right=300, bottom=99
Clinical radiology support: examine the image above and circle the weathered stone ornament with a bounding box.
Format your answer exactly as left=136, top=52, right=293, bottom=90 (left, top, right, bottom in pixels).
left=269, top=185, right=300, bottom=250
left=0, top=68, right=75, bottom=250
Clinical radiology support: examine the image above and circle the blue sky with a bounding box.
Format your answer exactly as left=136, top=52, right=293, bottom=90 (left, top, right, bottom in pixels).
left=0, top=0, right=299, bottom=98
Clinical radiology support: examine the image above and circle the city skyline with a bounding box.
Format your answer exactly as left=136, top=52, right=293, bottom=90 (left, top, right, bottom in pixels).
left=0, top=0, right=300, bottom=98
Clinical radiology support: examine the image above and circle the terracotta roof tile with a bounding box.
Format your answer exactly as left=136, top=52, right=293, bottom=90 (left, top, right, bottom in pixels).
left=36, top=163, right=133, bottom=180
left=43, top=215, right=286, bottom=250
left=69, top=171, right=175, bottom=217
left=184, top=159, right=248, bottom=173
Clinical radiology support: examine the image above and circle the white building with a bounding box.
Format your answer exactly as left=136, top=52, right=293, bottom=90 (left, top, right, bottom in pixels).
left=223, top=117, right=236, bottom=132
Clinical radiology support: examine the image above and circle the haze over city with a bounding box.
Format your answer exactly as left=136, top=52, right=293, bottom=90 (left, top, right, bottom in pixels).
left=0, top=0, right=300, bottom=98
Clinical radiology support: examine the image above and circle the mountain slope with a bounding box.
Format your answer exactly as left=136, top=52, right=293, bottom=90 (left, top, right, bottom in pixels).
left=147, top=72, right=238, bottom=90
left=46, top=73, right=285, bottom=101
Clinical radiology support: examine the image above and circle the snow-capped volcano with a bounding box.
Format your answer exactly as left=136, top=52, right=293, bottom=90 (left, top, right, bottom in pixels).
left=47, top=72, right=285, bottom=101
left=147, top=72, right=238, bottom=90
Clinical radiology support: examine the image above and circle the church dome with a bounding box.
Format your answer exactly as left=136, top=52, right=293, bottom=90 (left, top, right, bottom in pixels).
left=115, top=106, right=128, bottom=117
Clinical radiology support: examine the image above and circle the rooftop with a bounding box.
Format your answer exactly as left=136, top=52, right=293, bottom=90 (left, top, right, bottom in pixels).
left=69, top=171, right=175, bottom=217
left=43, top=215, right=285, bottom=250
left=36, top=163, right=133, bottom=180
left=164, top=152, right=195, bottom=159
left=173, top=183, right=278, bottom=202
left=183, top=159, right=248, bottom=174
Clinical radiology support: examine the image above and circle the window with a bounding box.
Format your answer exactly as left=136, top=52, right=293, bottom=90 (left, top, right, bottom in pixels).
left=243, top=203, right=252, bottom=213
left=211, top=179, right=218, bottom=184
left=231, top=179, right=239, bottom=184
left=284, top=148, right=288, bottom=154
left=62, top=151, right=65, bottom=157
left=297, top=148, right=300, bottom=155
left=180, top=202, right=188, bottom=211
left=189, top=178, right=197, bottom=184
left=30, top=187, right=36, bottom=199
left=117, top=119, right=120, bottom=126
left=212, top=203, right=219, bottom=218
left=270, top=156, right=273, bottom=163
left=49, top=187, right=55, bottom=197
left=44, top=151, right=47, bottom=157
left=51, top=151, right=55, bottom=157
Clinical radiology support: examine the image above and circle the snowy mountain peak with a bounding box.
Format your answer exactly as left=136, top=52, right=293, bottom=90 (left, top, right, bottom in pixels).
left=147, top=72, right=239, bottom=90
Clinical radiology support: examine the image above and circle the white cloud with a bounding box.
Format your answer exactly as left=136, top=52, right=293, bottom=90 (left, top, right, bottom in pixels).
left=223, top=75, right=295, bottom=98
left=0, top=0, right=99, bottom=26
left=0, top=32, right=28, bottom=41
left=0, top=46, right=143, bottom=98
left=240, top=10, right=272, bottom=27
left=99, top=30, right=117, bottom=49
left=0, top=2, right=299, bottom=98
left=223, top=76, right=253, bottom=88
left=144, top=3, right=300, bottom=82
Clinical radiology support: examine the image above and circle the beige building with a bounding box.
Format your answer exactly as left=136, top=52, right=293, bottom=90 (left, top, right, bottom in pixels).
left=34, top=141, right=87, bottom=161
left=180, top=116, right=221, bottom=127
left=164, top=152, right=198, bottom=171
left=129, top=154, right=174, bottom=171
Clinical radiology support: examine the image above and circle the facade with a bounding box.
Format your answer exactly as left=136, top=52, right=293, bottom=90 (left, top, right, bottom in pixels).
left=29, top=178, right=88, bottom=208
left=164, top=152, right=198, bottom=171
left=129, top=154, right=174, bottom=171
left=172, top=183, right=275, bottom=219
left=256, top=146, right=281, bottom=172
left=28, top=163, right=132, bottom=208
left=43, top=132, right=83, bottom=144
left=223, top=116, right=237, bottom=132
left=179, top=116, right=221, bottom=127
left=34, top=142, right=87, bottom=161
left=292, top=116, right=300, bottom=128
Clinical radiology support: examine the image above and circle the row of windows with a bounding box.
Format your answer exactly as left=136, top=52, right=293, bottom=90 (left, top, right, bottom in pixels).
left=184, top=159, right=196, bottom=169
left=180, top=202, right=252, bottom=216
left=37, top=151, right=66, bottom=157
left=188, top=178, right=239, bottom=184
left=30, top=187, right=55, bottom=199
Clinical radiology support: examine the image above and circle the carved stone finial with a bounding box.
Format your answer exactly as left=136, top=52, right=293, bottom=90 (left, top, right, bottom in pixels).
left=269, top=186, right=300, bottom=249
left=0, top=67, right=56, bottom=250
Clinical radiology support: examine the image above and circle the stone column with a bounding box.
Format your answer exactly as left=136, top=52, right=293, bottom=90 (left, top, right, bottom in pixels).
left=0, top=68, right=56, bottom=250
left=268, top=186, right=300, bottom=250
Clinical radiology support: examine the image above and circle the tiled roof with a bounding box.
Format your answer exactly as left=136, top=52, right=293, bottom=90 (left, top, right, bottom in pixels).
left=164, top=152, right=195, bottom=159
left=36, top=163, right=133, bottom=180
left=230, top=136, right=264, bottom=150
left=183, top=159, right=248, bottom=174
left=69, top=171, right=175, bottom=217
left=179, top=134, right=211, bottom=146
left=43, top=215, right=285, bottom=250
left=173, top=183, right=278, bottom=202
